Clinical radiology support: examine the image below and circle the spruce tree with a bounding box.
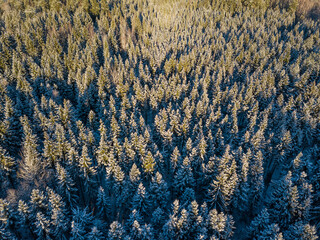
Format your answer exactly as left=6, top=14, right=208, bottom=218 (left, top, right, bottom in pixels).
left=19, top=116, right=42, bottom=183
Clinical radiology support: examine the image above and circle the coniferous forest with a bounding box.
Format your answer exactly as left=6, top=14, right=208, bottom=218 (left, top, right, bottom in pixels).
left=0, top=0, right=320, bottom=239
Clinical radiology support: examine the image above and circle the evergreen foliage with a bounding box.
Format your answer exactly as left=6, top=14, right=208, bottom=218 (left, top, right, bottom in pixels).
left=0, top=0, right=319, bottom=238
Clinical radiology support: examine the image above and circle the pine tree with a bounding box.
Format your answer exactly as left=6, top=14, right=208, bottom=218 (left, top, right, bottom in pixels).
left=187, top=200, right=204, bottom=239
left=209, top=146, right=238, bottom=210
left=257, top=223, right=283, bottom=240
left=0, top=147, right=15, bottom=185
left=79, top=145, right=97, bottom=180
left=149, top=172, right=169, bottom=209
left=250, top=150, right=264, bottom=210
left=174, top=157, right=195, bottom=199
left=207, top=209, right=234, bottom=239
left=79, top=144, right=97, bottom=203
left=284, top=221, right=318, bottom=240
left=268, top=171, right=296, bottom=228
left=96, top=121, right=109, bottom=167
left=296, top=172, right=313, bottom=221
left=0, top=199, right=13, bottom=229
left=30, top=189, right=47, bottom=217
left=248, top=209, right=271, bottom=239
left=70, top=220, right=86, bottom=240
left=170, top=147, right=181, bottom=172
left=139, top=223, right=155, bottom=240
left=34, top=212, right=51, bottom=240
left=108, top=221, right=127, bottom=240
left=54, top=125, right=70, bottom=162
left=70, top=207, right=93, bottom=240
left=110, top=115, right=120, bottom=138
left=17, top=200, right=30, bottom=229
left=127, top=209, right=143, bottom=230
left=0, top=223, right=15, bottom=240
left=19, top=116, right=42, bottom=183
left=105, top=149, right=125, bottom=183
left=151, top=207, right=166, bottom=233
left=162, top=200, right=190, bottom=240
left=3, top=96, right=22, bottom=154
left=129, top=163, right=141, bottom=184
left=56, top=163, right=78, bottom=207
left=87, top=226, right=105, bottom=240
left=47, top=188, right=68, bottom=239
left=127, top=209, right=155, bottom=240
left=234, top=149, right=251, bottom=212
left=132, top=183, right=151, bottom=217
left=142, top=151, right=156, bottom=176
left=96, top=186, right=110, bottom=220
left=43, top=133, right=57, bottom=168
left=197, top=136, right=207, bottom=161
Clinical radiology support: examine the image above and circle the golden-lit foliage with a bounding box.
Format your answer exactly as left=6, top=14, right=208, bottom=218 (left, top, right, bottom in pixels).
left=0, top=0, right=319, bottom=239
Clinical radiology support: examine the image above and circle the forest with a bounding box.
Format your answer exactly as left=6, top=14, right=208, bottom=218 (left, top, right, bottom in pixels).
left=0, top=0, right=320, bottom=239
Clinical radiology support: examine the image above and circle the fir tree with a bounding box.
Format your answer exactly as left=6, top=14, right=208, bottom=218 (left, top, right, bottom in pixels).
left=34, top=212, right=51, bottom=240
left=142, top=151, right=156, bottom=176
left=19, top=116, right=42, bottom=183
left=108, top=221, right=127, bottom=240
left=257, top=223, right=283, bottom=240
left=87, top=226, right=105, bottom=240
left=174, top=157, right=195, bottom=199
left=0, top=147, right=15, bottom=185
left=268, top=171, right=296, bottom=228
left=56, top=163, right=78, bottom=207
left=284, top=221, right=318, bottom=240
left=207, top=209, right=234, bottom=239
left=149, top=172, right=169, bottom=210
left=96, top=186, right=110, bottom=220
left=248, top=209, right=271, bottom=239
left=132, top=183, right=151, bottom=217
left=209, top=146, right=238, bottom=210
left=47, top=188, right=68, bottom=239
left=70, top=207, right=93, bottom=240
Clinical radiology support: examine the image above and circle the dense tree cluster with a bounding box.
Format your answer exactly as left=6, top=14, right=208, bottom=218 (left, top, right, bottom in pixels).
left=0, top=0, right=319, bottom=239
